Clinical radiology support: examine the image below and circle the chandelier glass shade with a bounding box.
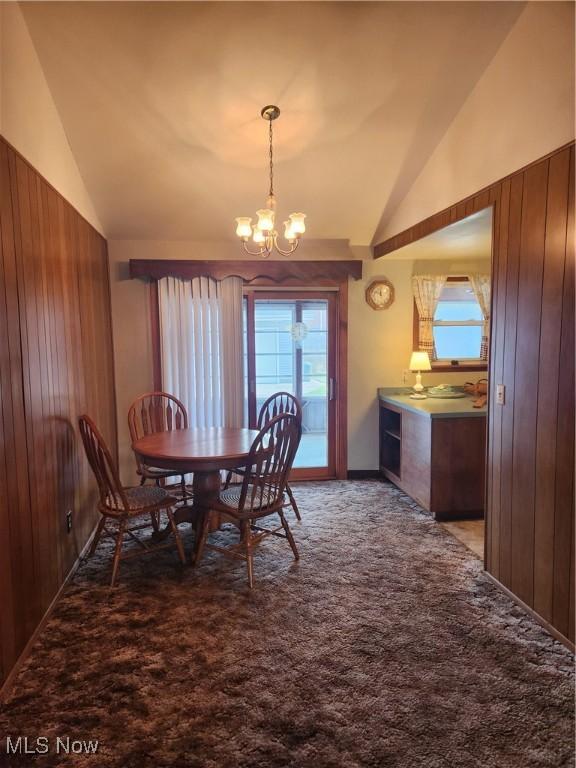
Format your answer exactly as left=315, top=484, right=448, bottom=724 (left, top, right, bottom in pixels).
left=235, top=105, right=306, bottom=258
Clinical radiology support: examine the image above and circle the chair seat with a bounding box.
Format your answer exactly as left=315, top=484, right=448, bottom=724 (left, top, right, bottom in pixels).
left=105, top=485, right=176, bottom=514
left=218, top=484, right=285, bottom=516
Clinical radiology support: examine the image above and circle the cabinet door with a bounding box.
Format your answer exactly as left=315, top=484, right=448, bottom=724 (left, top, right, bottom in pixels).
left=431, top=417, right=486, bottom=515
left=401, top=410, right=432, bottom=509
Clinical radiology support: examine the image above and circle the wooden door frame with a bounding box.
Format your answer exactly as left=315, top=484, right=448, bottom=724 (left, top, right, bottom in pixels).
left=379, top=202, right=496, bottom=568
left=244, top=288, right=346, bottom=481
left=148, top=278, right=349, bottom=480
left=372, top=141, right=576, bottom=650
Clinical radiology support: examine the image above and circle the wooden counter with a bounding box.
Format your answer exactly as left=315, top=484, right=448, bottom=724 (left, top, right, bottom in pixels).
left=378, top=391, right=486, bottom=520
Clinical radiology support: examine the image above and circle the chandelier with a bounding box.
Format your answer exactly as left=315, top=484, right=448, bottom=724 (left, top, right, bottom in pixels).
left=235, top=105, right=306, bottom=258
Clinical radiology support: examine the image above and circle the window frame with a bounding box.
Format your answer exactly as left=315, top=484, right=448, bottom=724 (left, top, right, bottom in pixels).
left=412, top=276, right=487, bottom=373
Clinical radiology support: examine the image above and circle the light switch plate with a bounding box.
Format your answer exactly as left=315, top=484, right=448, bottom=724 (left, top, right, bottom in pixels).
left=496, top=384, right=505, bottom=405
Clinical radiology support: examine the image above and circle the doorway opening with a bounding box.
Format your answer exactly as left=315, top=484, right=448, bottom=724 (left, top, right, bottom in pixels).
left=385, top=206, right=493, bottom=559
left=243, top=290, right=341, bottom=480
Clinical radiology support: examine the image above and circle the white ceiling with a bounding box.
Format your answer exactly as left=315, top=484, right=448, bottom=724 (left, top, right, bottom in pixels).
left=21, top=2, right=523, bottom=244
left=383, top=206, right=493, bottom=261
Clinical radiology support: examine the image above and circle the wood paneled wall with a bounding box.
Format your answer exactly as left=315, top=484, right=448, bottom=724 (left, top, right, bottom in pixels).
left=0, top=136, right=116, bottom=688
left=374, top=143, right=575, bottom=645
left=488, top=145, right=574, bottom=644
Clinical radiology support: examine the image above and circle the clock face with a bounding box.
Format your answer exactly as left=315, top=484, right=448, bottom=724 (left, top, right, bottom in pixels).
left=366, top=279, right=394, bottom=310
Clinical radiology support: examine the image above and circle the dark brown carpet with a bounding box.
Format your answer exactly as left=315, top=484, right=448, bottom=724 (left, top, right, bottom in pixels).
left=0, top=480, right=574, bottom=768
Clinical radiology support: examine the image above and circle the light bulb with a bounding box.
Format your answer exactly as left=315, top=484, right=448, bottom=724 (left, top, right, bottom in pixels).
left=289, top=212, right=306, bottom=235
left=256, top=208, right=275, bottom=233
left=235, top=217, right=252, bottom=239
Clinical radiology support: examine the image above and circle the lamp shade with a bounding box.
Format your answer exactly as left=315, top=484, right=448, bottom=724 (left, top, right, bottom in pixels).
left=289, top=212, right=306, bottom=234
left=253, top=227, right=266, bottom=244
left=283, top=220, right=296, bottom=242
left=409, top=351, right=431, bottom=371
left=235, top=217, right=252, bottom=239
left=256, top=208, right=275, bottom=232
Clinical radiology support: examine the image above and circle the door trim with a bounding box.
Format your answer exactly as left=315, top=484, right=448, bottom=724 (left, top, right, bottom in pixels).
left=244, top=288, right=347, bottom=481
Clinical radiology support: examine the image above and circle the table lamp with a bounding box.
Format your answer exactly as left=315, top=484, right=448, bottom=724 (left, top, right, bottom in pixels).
left=409, top=351, right=431, bottom=399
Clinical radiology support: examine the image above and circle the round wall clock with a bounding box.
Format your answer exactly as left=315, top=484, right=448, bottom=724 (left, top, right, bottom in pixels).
left=365, top=279, right=394, bottom=310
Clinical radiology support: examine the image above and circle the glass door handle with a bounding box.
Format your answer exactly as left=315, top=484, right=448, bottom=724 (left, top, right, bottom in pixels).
left=329, top=378, right=336, bottom=401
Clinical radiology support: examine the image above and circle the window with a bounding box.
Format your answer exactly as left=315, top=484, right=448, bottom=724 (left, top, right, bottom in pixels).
left=432, top=279, right=483, bottom=362
left=253, top=302, right=296, bottom=398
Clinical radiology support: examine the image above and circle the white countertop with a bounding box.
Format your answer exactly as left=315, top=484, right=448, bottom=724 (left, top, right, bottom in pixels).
left=377, top=389, right=487, bottom=418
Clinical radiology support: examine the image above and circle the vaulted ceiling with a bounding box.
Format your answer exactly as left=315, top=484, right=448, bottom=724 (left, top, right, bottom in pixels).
left=21, top=1, right=523, bottom=244
left=383, top=207, right=493, bottom=261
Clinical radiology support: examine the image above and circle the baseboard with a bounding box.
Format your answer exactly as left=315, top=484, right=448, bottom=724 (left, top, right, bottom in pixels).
left=483, top=572, right=575, bottom=653
left=347, top=470, right=383, bottom=480
left=0, top=522, right=99, bottom=702
left=434, top=510, right=484, bottom=521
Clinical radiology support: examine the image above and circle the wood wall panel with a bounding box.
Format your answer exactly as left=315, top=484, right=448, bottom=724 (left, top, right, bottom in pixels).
left=533, top=151, right=569, bottom=623
left=374, top=143, right=575, bottom=646
left=0, top=136, right=116, bottom=688
left=0, top=139, right=30, bottom=681
left=510, top=160, right=548, bottom=606
left=552, top=148, right=575, bottom=638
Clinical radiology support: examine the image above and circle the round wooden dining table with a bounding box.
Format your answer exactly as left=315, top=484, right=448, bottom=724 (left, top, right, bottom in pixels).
left=132, top=427, right=261, bottom=529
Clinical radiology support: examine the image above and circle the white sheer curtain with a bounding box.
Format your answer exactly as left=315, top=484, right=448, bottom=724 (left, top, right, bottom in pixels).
left=468, top=273, right=491, bottom=361
left=158, top=276, right=244, bottom=428
left=412, top=274, right=446, bottom=359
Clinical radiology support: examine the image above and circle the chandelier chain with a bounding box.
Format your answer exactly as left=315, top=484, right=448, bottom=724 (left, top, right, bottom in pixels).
left=269, top=118, right=274, bottom=198
left=235, top=105, right=305, bottom=258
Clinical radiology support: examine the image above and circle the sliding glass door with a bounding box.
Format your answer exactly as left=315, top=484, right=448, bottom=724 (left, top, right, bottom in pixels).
left=244, top=292, right=337, bottom=479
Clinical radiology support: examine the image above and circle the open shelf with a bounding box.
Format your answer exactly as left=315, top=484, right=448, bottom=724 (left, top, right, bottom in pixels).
left=381, top=434, right=401, bottom=477
left=380, top=404, right=402, bottom=479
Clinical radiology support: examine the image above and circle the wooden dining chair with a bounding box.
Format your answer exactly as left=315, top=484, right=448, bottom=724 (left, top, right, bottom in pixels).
left=128, top=392, right=191, bottom=512
left=195, top=413, right=302, bottom=588
left=79, top=414, right=186, bottom=587
left=224, top=392, right=303, bottom=520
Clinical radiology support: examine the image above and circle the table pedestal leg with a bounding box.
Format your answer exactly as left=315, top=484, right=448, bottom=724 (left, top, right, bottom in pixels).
left=173, top=469, right=222, bottom=528
left=157, top=470, right=234, bottom=562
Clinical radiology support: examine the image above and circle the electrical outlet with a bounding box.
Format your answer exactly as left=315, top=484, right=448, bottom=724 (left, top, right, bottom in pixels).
left=402, top=369, right=411, bottom=385
left=496, top=384, right=505, bottom=405
left=66, top=510, right=73, bottom=533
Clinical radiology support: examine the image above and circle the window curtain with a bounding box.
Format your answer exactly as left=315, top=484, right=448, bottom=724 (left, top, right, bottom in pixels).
left=468, top=273, right=491, bottom=361
left=412, top=275, right=446, bottom=359
left=158, top=276, right=244, bottom=428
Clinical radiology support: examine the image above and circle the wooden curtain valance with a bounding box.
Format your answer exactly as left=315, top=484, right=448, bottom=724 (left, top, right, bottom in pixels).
left=129, top=259, right=362, bottom=285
